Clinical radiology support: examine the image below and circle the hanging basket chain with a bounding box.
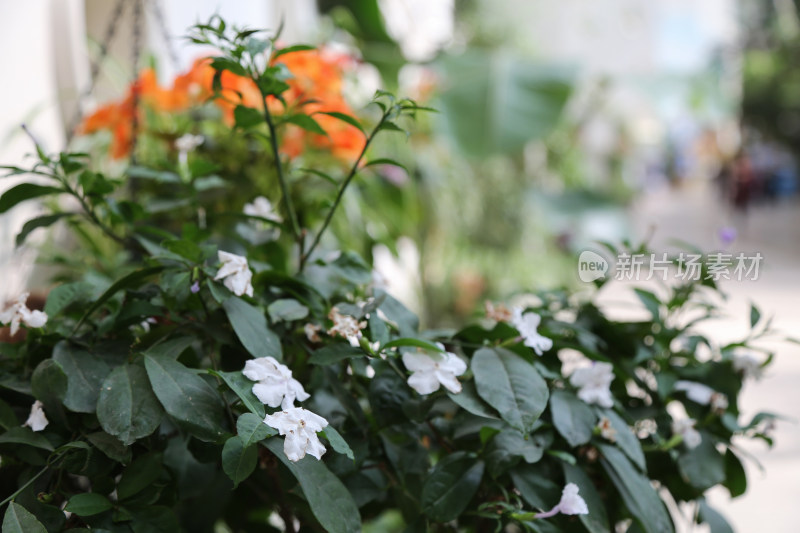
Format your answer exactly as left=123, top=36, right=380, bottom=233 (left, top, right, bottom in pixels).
left=129, top=0, right=143, bottom=164
left=65, top=0, right=128, bottom=142
left=148, top=0, right=180, bottom=69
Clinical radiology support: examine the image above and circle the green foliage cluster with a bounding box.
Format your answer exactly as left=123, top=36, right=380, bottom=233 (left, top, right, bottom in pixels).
left=0, top=18, right=778, bottom=533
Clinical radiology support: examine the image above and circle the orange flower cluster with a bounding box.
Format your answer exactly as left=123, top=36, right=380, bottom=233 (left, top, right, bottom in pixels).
left=79, top=48, right=366, bottom=161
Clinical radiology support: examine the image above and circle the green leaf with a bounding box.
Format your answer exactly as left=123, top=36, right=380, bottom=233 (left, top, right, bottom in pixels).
left=599, top=444, right=674, bottom=533
left=52, top=342, right=111, bottom=413
left=97, top=363, right=163, bottom=445
left=267, top=298, right=309, bottom=322
left=144, top=354, right=226, bottom=442
left=309, top=344, right=364, bottom=365
left=264, top=439, right=362, bottom=533
left=677, top=432, right=726, bottom=490
left=86, top=431, right=131, bottom=464
left=634, top=289, right=661, bottom=321
left=44, top=281, right=93, bottom=316
left=382, top=337, right=445, bottom=352
left=447, top=380, right=499, bottom=419
left=74, top=266, right=165, bottom=330
left=212, top=370, right=265, bottom=418
left=472, top=347, right=549, bottom=434
left=285, top=113, right=327, bottom=135
left=273, top=44, right=316, bottom=60
left=236, top=412, right=275, bottom=446
left=321, top=426, right=354, bottom=460
left=750, top=303, right=761, bottom=328
left=698, top=500, right=734, bottom=533
left=118, top=452, right=163, bottom=500
left=0, top=183, right=63, bottom=214
left=31, top=359, right=67, bottom=408
left=597, top=409, right=645, bottom=470
left=298, top=167, right=337, bottom=185
left=365, top=158, right=408, bottom=172
left=0, top=426, right=55, bottom=451
left=724, top=448, right=747, bottom=498
left=130, top=506, right=179, bottom=533
left=223, top=297, right=282, bottom=360
left=563, top=463, right=612, bottom=533
left=421, top=452, right=485, bottom=522
left=143, top=336, right=196, bottom=360
left=64, top=493, right=112, bottom=516
left=315, top=111, right=365, bottom=135
left=233, top=105, right=263, bottom=129
left=16, top=213, right=72, bottom=247
left=485, top=429, right=548, bottom=477
left=2, top=502, right=47, bottom=533
left=222, top=436, right=257, bottom=487
left=549, top=390, right=594, bottom=447
left=0, top=399, right=17, bottom=430
left=509, top=465, right=560, bottom=510
left=437, top=50, right=573, bottom=156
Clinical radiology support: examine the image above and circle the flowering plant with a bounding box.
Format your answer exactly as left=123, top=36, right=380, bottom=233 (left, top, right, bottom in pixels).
left=0, top=18, right=779, bottom=533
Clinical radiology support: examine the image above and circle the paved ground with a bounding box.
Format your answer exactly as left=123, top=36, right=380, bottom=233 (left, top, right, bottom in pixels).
left=596, top=180, right=800, bottom=532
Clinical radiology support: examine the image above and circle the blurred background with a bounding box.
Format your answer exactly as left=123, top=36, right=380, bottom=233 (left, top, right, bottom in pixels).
left=1, top=0, right=798, bottom=531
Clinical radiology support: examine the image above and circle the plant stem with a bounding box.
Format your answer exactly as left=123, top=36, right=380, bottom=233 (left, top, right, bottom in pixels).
left=0, top=466, right=49, bottom=509
left=258, top=91, right=302, bottom=246
left=300, top=112, right=387, bottom=271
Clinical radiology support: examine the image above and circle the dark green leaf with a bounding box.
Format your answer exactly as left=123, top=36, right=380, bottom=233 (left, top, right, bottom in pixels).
left=222, top=436, right=257, bottom=487
left=447, top=380, right=499, bottom=419
left=97, top=364, right=163, bottom=445
left=472, top=347, right=549, bottom=434
left=698, top=500, right=734, bottom=533
left=0, top=426, right=55, bottom=451
left=509, top=465, right=560, bottom=510
left=315, top=111, right=365, bottom=135
left=563, top=463, right=611, bottom=533
left=2, top=502, right=47, bottom=533
left=321, top=426, right=354, bottom=460
left=285, top=113, right=327, bottom=135
left=597, top=409, right=645, bottom=470
left=223, top=297, right=282, bottom=360
left=267, top=298, right=309, bottom=322
left=87, top=431, right=131, bottom=464
left=74, top=266, right=165, bottom=330
left=750, top=303, right=761, bottom=328
left=16, top=213, right=71, bottom=247
left=237, top=412, right=275, bottom=446
left=52, top=342, right=111, bottom=413
left=0, top=183, right=63, bottom=214
left=64, top=493, right=112, bottom=516
left=273, top=44, right=316, bottom=59
left=634, top=289, right=661, bottom=321
left=212, top=370, right=265, bottom=418
left=485, top=429, right=548, bottom=477
left=44, top=281, right=93, bottom=316
left=724, top=448, right=747, bottom=498
left=233, top=105, right=263, bottom=129
left=382, top=337, right=445, bottom=352
left=309, top=344, right=364, bottom=365
left=599, top=444, right=674, bottom=533
left=144, top=354, right=226, bottom=442
left=118, top=452, right=163, bottom=500
left=421, top=453, right=485, bottom=522
left=264, top=439, right=362, bottom=533
left=130, top=506, right=179, bottom=533
left=549, top=390, right=594, bottom=447
left=677, top=432, right=726, bottom=490
left=365, top=158, right=408, bottom=172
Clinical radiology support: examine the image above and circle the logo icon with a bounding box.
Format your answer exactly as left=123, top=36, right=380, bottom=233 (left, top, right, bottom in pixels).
left=578, top=250, right=609, bottom=282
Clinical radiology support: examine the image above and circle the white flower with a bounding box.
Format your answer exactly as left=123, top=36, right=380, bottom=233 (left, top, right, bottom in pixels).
left=304, top=323, right=322, bottom=343
left=673, top=380, right=727, bottom=410
left=569, top=362, right=615, bottom=408
left=597, top=416, right=617, bottom=442
left=244, top=196, right=283, bottom=223
left=733, top=353, right=764, bottom=380
left=672, top=418, right=702, bottom=449
left=0, top=293, right=48, bottom=336
left=535, top=483, right=589, bottom=518
left=243, top=357, right=310, bottom=409
left=511, top=307, right=553, bottom=355
left=214, top=251, right=254, bottom=297
left=402, top=346, right=467, bottom=395
left=175, top=133, right=203, bottom=153
left=23, top=400, right=48, bottom=432
left=264, top=407, right=328, bottom=462
left=327, top=308, right=366, bottom=347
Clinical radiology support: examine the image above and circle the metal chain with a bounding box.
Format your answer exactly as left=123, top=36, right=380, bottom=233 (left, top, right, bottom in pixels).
left=129, top=0, right=144, bottom=164
left=66, top=0, right=128, bottom=142
left=148, top=0, right=180, bottom=68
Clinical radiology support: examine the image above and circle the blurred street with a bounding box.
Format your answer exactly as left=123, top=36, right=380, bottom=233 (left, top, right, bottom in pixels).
left=598, top=179, right=800, bottom=532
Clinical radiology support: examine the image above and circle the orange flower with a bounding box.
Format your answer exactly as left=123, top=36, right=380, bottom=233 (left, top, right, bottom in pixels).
left=79, top=47, right=366, bottom=162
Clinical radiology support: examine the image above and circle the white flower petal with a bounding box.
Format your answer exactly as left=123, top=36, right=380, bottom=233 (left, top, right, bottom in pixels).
left=264, top=408, right=328, bottom=462
left=407, top=371, right=442, bottom=395
left=402, top=352, right=436, bottom=373
left=570, top=363, right=615, bottom=407
left=674, top=381, right=715, bottom=405
left=558, top=483, right=589, bottom=515
left=23, top=400, right=49, bottom=432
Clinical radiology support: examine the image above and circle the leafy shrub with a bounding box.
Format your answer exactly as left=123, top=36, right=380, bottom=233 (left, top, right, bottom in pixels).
left=0, top=18, right=777, bottom=533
